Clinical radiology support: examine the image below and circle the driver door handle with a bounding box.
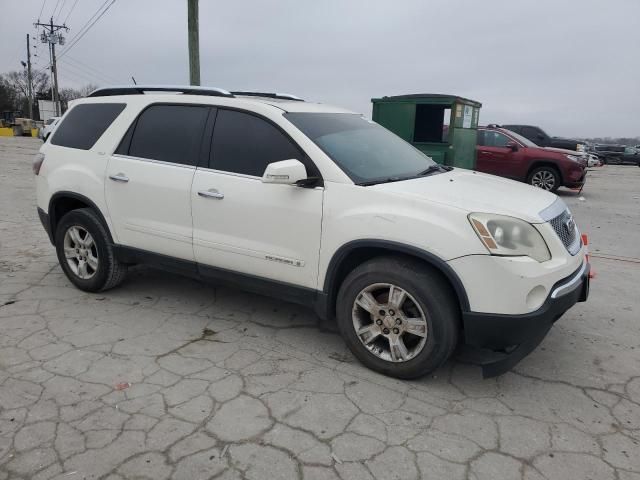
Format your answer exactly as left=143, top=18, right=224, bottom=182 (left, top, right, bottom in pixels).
left=109, top=173, right=129, bottom=183
left=198, top=189, right=224, bottom=199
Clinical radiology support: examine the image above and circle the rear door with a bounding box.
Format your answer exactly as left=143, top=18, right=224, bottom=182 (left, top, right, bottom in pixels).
left=191, top=108, right=323, bottom=289
left=105, top=104, right=210, bottom=260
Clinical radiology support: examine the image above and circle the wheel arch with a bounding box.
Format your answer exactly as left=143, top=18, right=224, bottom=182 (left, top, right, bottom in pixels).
left=320, top=240, right=470, bottom=320
left=48, top=192, right=114, bottom=245
left=527, top=161, right=564, bottom=184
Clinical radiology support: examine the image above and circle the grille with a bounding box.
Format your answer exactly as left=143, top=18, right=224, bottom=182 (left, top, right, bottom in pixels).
left=549, top=209, right=581, bottom=255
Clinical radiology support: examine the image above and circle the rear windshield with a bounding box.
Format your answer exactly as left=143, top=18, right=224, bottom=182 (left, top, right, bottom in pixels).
left=51, top=103, right=126, bottom=150
left=285, top=112, right=437, bottom=184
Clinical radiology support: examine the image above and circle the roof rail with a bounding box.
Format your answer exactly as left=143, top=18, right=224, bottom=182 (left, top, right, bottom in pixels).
left=230, top=91, right=304, bottom=101
left=87, top=85, right=234, bottom=98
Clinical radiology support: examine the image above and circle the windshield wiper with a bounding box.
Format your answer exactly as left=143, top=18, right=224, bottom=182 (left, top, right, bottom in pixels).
left=358, top=176, right=405, bottom=186
left=418, top=164, right=447, bottom=176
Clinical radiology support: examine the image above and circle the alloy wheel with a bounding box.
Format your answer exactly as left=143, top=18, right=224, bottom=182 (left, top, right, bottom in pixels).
left=63, top=226, right=99, bottom=279
left=352, top=283, right=428, bottom=362
left=531, top=170, right=556, bottom=190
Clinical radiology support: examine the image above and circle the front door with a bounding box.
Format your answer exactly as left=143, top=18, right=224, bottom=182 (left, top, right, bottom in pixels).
left=105, top=104, right=210, bottom=260
left=191, top=109, right=323, bottom=289
left=476, top=130, right=519, bottom=179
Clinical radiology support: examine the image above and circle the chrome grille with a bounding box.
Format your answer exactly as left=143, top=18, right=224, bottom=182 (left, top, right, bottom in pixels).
left=549, top=209, right=581, bottom=255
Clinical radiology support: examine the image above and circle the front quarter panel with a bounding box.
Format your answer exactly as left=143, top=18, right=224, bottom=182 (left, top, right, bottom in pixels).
left=317, top=182, right=486, bottom=288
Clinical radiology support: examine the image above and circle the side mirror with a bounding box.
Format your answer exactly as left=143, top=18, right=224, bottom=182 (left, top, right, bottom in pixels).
left=262, top=159, right=307, bottom=185
left=506, top=142, right=518, bottom=151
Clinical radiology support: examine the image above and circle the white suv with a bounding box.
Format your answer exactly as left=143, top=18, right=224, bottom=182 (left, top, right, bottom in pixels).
left=34, top=86, right=590, bottom=378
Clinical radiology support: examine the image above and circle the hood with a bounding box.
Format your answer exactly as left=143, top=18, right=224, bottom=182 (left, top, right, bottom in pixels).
left=371, top=169, right=559, bottom=224
left=544, top=147, right=584, bottom=156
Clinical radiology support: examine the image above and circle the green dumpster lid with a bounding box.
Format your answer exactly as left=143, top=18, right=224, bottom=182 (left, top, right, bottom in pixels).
left=371, top=93, right=481, bottom=107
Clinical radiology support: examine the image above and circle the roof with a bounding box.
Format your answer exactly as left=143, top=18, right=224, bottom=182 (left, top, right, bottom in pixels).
left=371, top=93, right=482, bottom=107
left=82, top=85, right=356, bottom=114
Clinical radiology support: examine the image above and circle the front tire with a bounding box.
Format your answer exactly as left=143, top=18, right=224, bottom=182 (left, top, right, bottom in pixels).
left=528, top=166, right=560, bottom=192
left=55, top=208, right=127, bottom=292
left=336, top=256, right=459, bottom=379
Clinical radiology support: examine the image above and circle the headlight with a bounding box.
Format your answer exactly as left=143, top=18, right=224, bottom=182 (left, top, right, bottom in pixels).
left=576, top=144, right=586, bottom=152
left=468, top=213, right=551, bottom=262
left=566, top=154, right=580, bottom=162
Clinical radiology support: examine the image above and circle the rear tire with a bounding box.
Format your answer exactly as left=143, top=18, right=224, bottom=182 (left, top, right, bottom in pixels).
left=336, top=256, right=459, bottom=379
left=55, top=208, right=127, bottom=292
left=527, top=166, right=560, bottom=192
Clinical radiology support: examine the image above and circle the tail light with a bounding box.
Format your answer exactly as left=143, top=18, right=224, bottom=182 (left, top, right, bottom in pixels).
left=33, top=153, right=45, bottom=175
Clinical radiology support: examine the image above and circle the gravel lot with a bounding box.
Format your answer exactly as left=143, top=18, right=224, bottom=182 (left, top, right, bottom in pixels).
left=1, top=136, right=639, bottom=480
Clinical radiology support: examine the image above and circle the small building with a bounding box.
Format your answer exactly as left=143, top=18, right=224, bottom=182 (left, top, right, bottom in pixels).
left=371, top=94, right=482, bottom=169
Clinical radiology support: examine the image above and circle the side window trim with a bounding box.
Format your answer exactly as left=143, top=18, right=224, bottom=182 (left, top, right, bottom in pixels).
left=197, top=107, right=217, bottom=169
left=114, top=102, right=213, bottom=167
left=111, top=153, right=198, bottom=170
left=207, top=106, right=323, bottom=183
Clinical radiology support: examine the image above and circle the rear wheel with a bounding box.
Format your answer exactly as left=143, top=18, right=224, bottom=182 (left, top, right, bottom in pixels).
left=528, top=166, right=560, bottom=192
left=55, top=208, right=127, bottom=292
left=336, top=256, right=459, bottom=379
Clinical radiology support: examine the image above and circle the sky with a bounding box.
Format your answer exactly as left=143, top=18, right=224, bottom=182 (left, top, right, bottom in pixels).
left=1, top=0, right=639, bottom=138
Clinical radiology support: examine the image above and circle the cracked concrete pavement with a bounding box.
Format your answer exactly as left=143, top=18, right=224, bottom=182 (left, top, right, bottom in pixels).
left=1, top=136, right=639, bottom=480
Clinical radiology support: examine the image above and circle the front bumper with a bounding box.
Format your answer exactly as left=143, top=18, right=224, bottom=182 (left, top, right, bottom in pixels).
left=459, top=260, right=590, bottom=377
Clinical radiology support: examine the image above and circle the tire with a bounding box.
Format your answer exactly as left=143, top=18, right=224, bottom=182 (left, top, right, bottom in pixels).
left=527, top=166, right=560, bottom=192
left=54, top=208, right=127, bottom=292
left=336, top=256, right=459, bottom=379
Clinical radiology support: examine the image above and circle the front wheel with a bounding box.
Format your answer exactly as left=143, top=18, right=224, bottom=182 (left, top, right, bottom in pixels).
left=55, top=208, right=127, bottom=292
left=336, top=256, right=459, bottom=379
left=527, top=166, right=560, bottom=192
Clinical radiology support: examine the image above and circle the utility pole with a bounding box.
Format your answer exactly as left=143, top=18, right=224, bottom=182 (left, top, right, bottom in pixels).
left=187, top=0, right=200, bottom=86
left=25, top=34, right=34, bottom=119
left=35, top=17, right=68, bottom=116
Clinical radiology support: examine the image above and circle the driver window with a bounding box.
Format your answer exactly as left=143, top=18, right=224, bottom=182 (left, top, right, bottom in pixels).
left=484, top=131, right=510, bottom=148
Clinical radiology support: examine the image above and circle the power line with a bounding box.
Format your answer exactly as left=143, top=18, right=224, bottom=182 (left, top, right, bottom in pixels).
left=59, top=57, right=115, bottom=85
left=54, top=0, right=67, bottom=21
left=58, top=0, right=115, bottom=59
left=57, top=63, right=103, bottom=85
left=62, top=0, right=80, bottom=25
left=50, top=0, right=62, bottom=20
left=62, top=54, right=121, bottom=83
left=38, top=0, right=47, bottom=21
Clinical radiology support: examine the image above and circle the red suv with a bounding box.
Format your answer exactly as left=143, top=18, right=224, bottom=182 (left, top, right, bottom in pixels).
left=476, top=126, right=587, bottom=192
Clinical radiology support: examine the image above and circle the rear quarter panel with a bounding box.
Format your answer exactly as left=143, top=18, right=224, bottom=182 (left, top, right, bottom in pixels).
left=37, top=102, right=139, bottom=242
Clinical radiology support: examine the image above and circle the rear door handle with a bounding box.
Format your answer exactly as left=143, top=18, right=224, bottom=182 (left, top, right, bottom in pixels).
left=198, top=189, right=224, bottom=199
left=109, top=173, right=129, bottom=183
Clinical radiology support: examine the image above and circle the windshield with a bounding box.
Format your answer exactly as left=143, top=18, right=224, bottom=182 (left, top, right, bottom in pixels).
left=284, top=113, right=438, bottom=184
left=502, top=129, right=537, bottom=147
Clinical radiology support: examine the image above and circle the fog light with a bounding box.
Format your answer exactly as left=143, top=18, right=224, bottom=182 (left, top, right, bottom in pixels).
left=526, top=285, right=547, bottom=310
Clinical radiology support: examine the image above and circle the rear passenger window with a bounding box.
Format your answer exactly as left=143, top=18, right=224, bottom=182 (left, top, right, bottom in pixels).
left=51, top=103, right=125, bottom=150
left=127, top=105, right=209, bottom=166
left=210, top=109, right=302, bottom=176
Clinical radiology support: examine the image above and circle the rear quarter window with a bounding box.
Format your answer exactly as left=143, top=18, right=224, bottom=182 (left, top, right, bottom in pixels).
left=51, top=103, right=126, bottom=150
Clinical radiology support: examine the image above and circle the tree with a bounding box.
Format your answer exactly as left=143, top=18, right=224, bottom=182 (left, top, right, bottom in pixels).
left=0, top=76, right=20, bottom=111
left=4, top=69, right=50, bottom=99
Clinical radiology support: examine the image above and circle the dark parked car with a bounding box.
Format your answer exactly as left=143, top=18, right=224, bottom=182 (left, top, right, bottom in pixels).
left=592, top=144, right=640, bottom=165
left=503, top=124, right=586, bottom=153
left=476, top=126, right=587, bottom=192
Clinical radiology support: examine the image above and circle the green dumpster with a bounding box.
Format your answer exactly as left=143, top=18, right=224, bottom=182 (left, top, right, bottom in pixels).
left=371, top=94, right=482, bottom=169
